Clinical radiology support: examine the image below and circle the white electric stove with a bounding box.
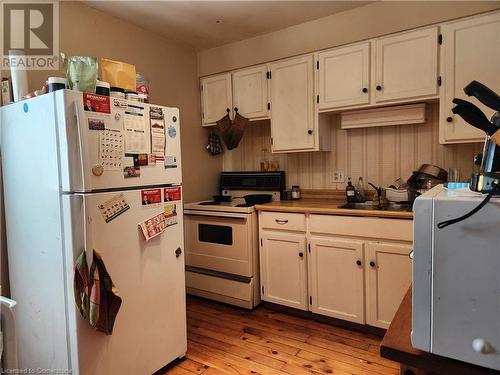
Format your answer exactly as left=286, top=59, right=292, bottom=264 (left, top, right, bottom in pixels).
left=184, top=172, right=285, bottom=309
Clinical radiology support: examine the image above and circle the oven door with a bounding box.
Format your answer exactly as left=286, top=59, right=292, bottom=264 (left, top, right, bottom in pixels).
left=184, top=210, right=253, bottom=277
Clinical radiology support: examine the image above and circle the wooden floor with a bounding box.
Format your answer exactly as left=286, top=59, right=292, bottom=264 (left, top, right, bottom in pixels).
left=164, top=296, right=399, bottom=375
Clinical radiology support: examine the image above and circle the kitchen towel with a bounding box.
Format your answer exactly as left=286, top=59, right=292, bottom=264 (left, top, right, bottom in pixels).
left=206, top=132, right=223, bottom=155
left=73, top=249, right=122, bottom=335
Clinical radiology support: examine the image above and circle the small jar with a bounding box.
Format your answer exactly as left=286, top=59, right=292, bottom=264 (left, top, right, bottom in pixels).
left=48, top=77, right=67, bottom=92
left=291, top=185, right=301, bottom=200
left=96, top=80, right=110, bottom=96
left=125, top=91, right=139, bottom=101
left=137, top=93, right=147, bottom=103
left=110, top=87, right=125, bottom=99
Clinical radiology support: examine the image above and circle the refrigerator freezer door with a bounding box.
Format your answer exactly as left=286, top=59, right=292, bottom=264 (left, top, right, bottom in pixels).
left=61, top=188, right=187, bottom=374
left=57, top=90, right=182, bottom=192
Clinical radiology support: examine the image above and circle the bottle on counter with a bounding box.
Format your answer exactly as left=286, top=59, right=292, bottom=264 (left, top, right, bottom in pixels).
left=355, top=176, right=366, bottom=203
left=291, top=185, right=301, bottom=200
left=260, top=148, right=269, bottom=171
left=346, top=178, right=356, bottom=203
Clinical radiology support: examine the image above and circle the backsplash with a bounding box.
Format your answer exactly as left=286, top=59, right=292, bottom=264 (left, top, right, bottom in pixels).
left=222, top=103, right=482, bottom=189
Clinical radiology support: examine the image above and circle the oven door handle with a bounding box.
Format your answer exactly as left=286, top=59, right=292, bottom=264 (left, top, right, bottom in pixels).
left=184, top=209, right=249, bottom=220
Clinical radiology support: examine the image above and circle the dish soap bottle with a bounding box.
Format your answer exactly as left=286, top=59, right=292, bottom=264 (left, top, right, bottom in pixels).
left=355, top=177, right=366, bottom=203
left=346, top=178, right=356, bottom=203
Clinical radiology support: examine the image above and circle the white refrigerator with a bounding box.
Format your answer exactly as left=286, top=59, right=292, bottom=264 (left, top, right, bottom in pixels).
left=0, top=90, right=187, bottom=374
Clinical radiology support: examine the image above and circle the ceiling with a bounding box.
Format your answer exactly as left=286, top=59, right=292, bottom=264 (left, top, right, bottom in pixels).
left=84, top=1, right=372, bottom=50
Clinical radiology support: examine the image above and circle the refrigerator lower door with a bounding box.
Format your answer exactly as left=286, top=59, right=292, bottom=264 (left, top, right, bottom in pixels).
left=61, top=188, right=186, bottom=374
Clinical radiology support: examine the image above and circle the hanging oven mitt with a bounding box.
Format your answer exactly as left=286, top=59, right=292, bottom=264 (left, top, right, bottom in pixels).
left=225, top=112, right=248, bottom=150
left=206, top=132, right=223, bottom=155
left=89, top=249, right=122, bottom=335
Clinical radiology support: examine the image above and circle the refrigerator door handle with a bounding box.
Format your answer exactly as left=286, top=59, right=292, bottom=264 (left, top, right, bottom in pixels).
left=73, top=102, right=86, bottom=191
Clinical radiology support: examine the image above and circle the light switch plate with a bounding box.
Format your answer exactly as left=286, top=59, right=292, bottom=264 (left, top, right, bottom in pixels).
left=333, top=170, right=345, bottom=183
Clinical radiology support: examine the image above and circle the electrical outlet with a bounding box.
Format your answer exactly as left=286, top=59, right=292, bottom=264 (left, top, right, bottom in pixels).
left=333, top=170, right=345, bottom=183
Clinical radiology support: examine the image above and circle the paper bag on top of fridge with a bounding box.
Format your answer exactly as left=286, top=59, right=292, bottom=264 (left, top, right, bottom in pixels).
left=101, top=58, right=136, bottom=91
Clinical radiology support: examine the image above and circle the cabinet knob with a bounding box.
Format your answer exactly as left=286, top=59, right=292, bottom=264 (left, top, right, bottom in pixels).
left=307, top=130, right=313, bottom=135
left=299, top=252, right=304, bottom=258
left=226, top=108, right=230, bottom=113
left=446, top=116, right=453, bottom=123
left=362, top=87, right=368, bottom=93
left=234, top=107, right=239, bottom=112
left=175, top=248, right=182, bottom=258
left=376, top=85, right=382, bottom=91
left=356, top=260, right=362, bottom=266
left=369, top=261, right=376, bottom=267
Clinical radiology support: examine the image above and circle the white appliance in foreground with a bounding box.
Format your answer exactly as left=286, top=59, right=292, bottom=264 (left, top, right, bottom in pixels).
left=184, top=171, right=285, bottom=309
left=412, top=185, right=500, bottom=371
left=1, top=90, right=186, bottom=374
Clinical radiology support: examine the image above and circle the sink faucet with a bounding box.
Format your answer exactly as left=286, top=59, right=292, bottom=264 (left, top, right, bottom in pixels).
left=368, top=182, right=383, bottom=206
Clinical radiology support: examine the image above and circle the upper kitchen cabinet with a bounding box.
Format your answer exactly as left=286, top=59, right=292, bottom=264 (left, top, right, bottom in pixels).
left=374, top=27, right=439, bottom=103
left=439, top=12, right=500, bottom=144
left=269, top=55, right=330, bottom=153
left=201, top=73, right=232, bottom=126
left=232, top=65, right=269, bottom=120
left=317, top=42, right=371, bottom=110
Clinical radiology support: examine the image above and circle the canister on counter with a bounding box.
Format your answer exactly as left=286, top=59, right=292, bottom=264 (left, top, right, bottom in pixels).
left=96, top=80, right=110, bottom=96
left=110, top=87, right=125, bottom=99
left=125, top=91, right=139, bottom=102
left=48, top=77, right=67, bottom=92
left=291, top=185, right=301, bottom=200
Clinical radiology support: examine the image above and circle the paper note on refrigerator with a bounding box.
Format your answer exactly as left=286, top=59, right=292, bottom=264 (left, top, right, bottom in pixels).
left=99, top=129, right=124, bottom=171
left=138, top=209, right=178, bottom=241
left=150, top=106, right=165, bottom=158
left=124, top=111, right=148, bottom=154
left=98, top=193, right=130, bottom=223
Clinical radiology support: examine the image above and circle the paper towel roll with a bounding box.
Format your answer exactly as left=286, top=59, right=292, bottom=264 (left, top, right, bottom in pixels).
left=8, top=50, right=28, bottom=102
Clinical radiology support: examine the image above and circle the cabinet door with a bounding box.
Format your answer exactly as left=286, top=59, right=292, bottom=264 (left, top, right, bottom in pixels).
left=309, top=237, right=365, bottom=324
left=232, top=65, right=269, bottom=120
left=375, top=27, right=438, bottom=103
left=318, top=43, right=370, bottom=110
left=365, top=242, right=412, bottom=328
left=269, top=55, right=315, bottom=152
left=201, top=73, right=232, bottom=126
left=440, top=12, right=500, bottom=143
left=260, top=231, right=308, bottom=310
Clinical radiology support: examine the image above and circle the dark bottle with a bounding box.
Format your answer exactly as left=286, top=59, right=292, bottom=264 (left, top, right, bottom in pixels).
left=346, top=177, right=356, bottom=203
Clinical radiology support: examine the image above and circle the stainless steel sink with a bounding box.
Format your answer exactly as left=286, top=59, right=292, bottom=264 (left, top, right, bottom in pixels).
left=339, top=201, right=412, bottom=212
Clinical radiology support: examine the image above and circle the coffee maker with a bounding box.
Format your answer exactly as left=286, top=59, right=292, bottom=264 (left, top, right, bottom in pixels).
left=451, top=81, right=500, bottom=193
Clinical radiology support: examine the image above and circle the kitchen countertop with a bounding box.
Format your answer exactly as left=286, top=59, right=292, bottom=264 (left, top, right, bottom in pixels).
left=381, top=288, right=500, bottom=374
left=255, top=198, right=413, bottom=219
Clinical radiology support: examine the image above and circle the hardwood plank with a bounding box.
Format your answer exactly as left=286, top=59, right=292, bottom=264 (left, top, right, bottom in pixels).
left=166, top=296, right=402, bottom=375
left=177, top=358, right=209, bottom=374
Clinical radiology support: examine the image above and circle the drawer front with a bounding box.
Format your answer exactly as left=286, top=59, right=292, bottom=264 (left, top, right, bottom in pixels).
left=309, top=214, right=412, bottom=241
left=260, top=211, right=306, bottom=232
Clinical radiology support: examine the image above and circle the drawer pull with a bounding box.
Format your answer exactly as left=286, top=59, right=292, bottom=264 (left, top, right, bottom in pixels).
left=275, top=219, right=289, bottom=224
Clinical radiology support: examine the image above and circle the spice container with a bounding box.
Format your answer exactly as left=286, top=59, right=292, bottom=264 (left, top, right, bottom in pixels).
left=48, top=77, right=67, bottom=92
left=291, top=185, right=301, bottom=200
left=137, top=93, right=147, bottom=103
left=96, top=80, right=110, bottom=96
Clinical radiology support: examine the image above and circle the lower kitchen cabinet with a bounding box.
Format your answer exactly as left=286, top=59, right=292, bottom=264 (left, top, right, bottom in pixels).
left=365, top=241, right=412, bottom=329
left=260, top=231, right=308, bottom=310
left=258, top=210, right=413, bottom=328
left=308, top=237, right=365, bottom=323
